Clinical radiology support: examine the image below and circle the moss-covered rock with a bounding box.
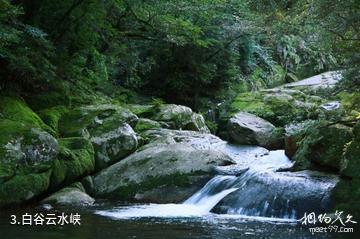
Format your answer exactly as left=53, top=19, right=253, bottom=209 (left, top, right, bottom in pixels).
left=340, top=122, right=360, bottom=178
left=0, top=96, right=54, bottom=134
left=38, top=106, right=69, bottom=134
left=50, top=137, right=95, bottom=189
left=57, top=104, right=139, bottom=171
left=332, top=178, right=360, bottom=219
left=0, top=119, right=59, bottom=207
left=91, top=123, right=138, bottom=171
left=331, top=121, right=360, bottom=218
left=291, top=123, right=353, bottom=171
left=59, top=104, right=138, bottom=137
left=93, top=143, right=234, bottom=202
left=134, top=118, right=162, bottom=133
left=230, top=89, right=321, bottom=127
left=0, top=171, right=52, bottom=207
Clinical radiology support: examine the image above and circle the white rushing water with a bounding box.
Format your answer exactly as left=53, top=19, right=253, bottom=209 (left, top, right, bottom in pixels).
left=95, top=145, right=335, bottom=222
left=96, top=175, right=239, bottom=219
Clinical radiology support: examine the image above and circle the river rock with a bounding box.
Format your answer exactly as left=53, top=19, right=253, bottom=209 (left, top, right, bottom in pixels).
left=134, top=118, right=162, bottom=132
left=229, top=89, right=322, bottom=127
left=93, top=143, right=235, bottom=202
left=0, top=97, right=61, bottom=207
left=0, top=120, right=58, bottom=207
left=59, top=104, right=138, bottom=171
left=227, top=112, right=283, bottom=149
left=42, top=182, right=95, bottom=206
left=214, top=170, right=339, bottom=218
left=142, top=128, right=226, bottom=150
left=50, top=137, right=95, bottom=190
left=291, top=123, right=353, bottom=171
left=152, top=104, right=210, bottom=133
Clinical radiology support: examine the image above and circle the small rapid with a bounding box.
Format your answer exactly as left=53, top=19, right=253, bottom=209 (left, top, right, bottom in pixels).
left=95, top=144, right=338, bottom=222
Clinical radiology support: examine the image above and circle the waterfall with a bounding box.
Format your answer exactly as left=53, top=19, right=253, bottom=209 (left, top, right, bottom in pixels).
left=183, top=176, right=238, bottom=212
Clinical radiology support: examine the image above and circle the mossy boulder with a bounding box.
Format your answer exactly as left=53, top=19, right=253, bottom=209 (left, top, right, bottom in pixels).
left=151, top=104, right=210, bottom=133
left=134, top=118, right=162, bottom=133
left=291, top=123, right=353, bottom=171
left=230, top=89, right=321, bottom=127
left=332, top=121, right=360, bottom=219
left=0, top=171, right=52, bottom=208
left=0, top=96, right=54, bottom=134
left=93, top=143, right=234, bottom=202
left=90, top=123, right=138, bottom=171
left=38, top=106, right=69, bottom=134
left=127, top=103, right=210, bottom=133
left=58, top=104, right=138, bottom=171
left=0, top=119, right=59, bottom=207
left=332, top=178, right=360, bottom=219
left=59, top=104, right=138, bottom=138
left=340, top=122, right=360, bottom=178
left=50, top=137, right=95, bottom=189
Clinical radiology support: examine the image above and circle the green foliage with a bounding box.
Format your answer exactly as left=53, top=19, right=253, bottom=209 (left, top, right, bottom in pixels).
left=0, top=0, right=357, bottom=109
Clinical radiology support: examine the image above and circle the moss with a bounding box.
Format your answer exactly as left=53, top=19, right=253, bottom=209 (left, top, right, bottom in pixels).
left=58, top=138, right=95, bottom=185
left=337, top=92, right=360, bottom=113
left=0, top=119, right=58, bottom=185
left=293, top=123, right=353, bottom=171
left=59, top=104, right=137, bottom=137
left=230, top=92, right=275, bottom=121
left=341, top=136, right=360, bottom=178
left=50, top=137, right=95, bottom=190
left=332, top=178, right=360, bottom=219
left=134, top=118, right=161, bottom=132
left=0, top=96, right=54, bottom=134
left=230, top=91, right=321, bottom=127
left=38, top=106, right=69, bottom=134
left=0, top=170, right=51, bottom=207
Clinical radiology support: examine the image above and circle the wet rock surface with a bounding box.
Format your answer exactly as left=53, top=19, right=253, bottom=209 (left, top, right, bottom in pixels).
left=227, top=112, right=282, bottom=149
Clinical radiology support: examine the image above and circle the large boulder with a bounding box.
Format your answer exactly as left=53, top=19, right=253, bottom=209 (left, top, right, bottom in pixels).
left=41, top=182, right=95, bottom=206
left=227, top=112, right=283, bottom=149
left=332, top=122, right=360, bottom=218
left=130, top=103, right=210, bottom=133
left=290, top=123, right=353, bottom=171
left=214, top=170, right=339, bottom=218
left=0, top=97, right=99, bottom=208
left=59, top=104, right=138, bottom=171
left=0, top=120, right=58, bottom=207
left=134, top=118, right=162, bottom=133
left=153, top=104, right=210, bottom=133
left=0, top=96, right=55, bottom=134
left=142, top=128, right=226, bottom=150
left=50, top=137, right=95, bottom=190
left=93, top=142, right=234, bottom=203
left=230, top=89, right=321, bottom=127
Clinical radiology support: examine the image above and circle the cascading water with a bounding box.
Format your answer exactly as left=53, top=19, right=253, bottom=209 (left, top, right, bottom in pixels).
left=95, top=144, right=338, bottom=221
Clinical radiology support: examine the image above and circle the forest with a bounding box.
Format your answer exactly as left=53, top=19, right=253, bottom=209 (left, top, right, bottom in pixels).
left=0, top=0, right=359, bottom=238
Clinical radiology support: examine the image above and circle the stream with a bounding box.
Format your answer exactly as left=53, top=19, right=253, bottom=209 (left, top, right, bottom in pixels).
left=0, top=144, right=356, bottom=238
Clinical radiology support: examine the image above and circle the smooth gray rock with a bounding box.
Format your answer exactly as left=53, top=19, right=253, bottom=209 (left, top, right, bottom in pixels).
left=214, top=170, right=339, bottom=218
left=41, top=183, right=95, bottom=206
left=91, top=122, right=138, bottom=171
left=93, top=143, right=235, bottom=202
left=228, top=112, right=281, bottom=149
